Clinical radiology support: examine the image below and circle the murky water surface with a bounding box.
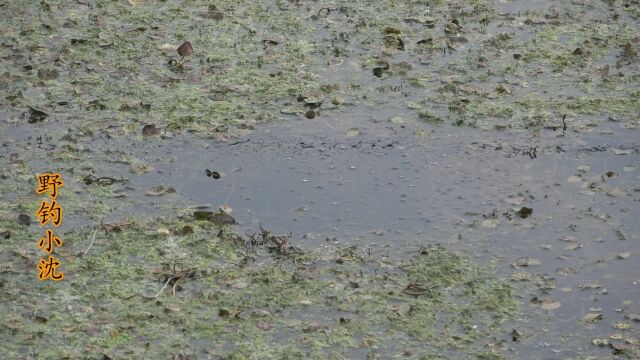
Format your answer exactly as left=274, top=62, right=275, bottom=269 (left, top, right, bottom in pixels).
left=1, top=0, right=639, bottom=358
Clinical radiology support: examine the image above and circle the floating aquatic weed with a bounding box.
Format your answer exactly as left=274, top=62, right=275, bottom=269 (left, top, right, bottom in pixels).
left=515, top=206, right=533, bottom=219
left=144, top=185, right=176, bottom=196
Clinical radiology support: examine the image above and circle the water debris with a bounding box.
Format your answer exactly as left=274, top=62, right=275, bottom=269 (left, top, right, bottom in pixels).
left=402, top=283, right=433, bottom=296
left=620, top=42, right=636, bottom=60
left=205, top=169, right=221, bottom=179
left=404, top=15, right=435, bottom=28
left=614, top=322, right=632, bottom=330
left=444, top=19, right=462, bottom=34
left=531, top=296, right=561, bottom=310
left=372, top=61, right=390, bottom=78
left=218, top=205, right=232, bottom=214
left=203, top=5, right=224, bottom=20
left=262, top=39, right=279, bottom=47
left=211, top=211, right=236, bottom=226
left=37, top=68, right=59, bottom=80
left=617, top=252, right=631, bottom=260
left=523, top=147, right=537, bottom=159
left=177, top=41, right=193, bottom=64
left=304, top=110, right=316, bottom=119
left=512, top=257, right=541, bottom=268
left=389, top=116, right=404, bottom=124
left=174, top=226, right=191, bottom=237
left=129, top=163, right=154, bottom=175
left=612, top=148, right=633, bottom=155
left=511, top=329, right=521, bottom=342
left=27, top=106, right=47, bottom=123
left=154, top=263, right=196, bottom=297
left=583, top=313, right=603, bottom=323
left=144, top=185, right=176, bottom=196
left=193, top=210, right=213, bottom=221
left=627, top=314, right=640, bottom=322
left=253, top=309, right=270, bottom=317
left=17, top=214, right=31, bottom=226
left=142, top=124, right=160, bottom=136
left=592, top=338, right=609, bottom=347
left=516, top=207, right=533, bottom=219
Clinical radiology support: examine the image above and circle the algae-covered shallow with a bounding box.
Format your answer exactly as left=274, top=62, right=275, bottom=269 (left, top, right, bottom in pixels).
left=1, top=0, right=638, bottom=136
left=0, top=217, right=517, bottom=359
left=1, top=0, right=639, bottom=359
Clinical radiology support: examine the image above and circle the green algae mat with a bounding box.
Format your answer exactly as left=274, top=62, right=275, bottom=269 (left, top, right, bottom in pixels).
left=1, top=218, right=516, bottom=359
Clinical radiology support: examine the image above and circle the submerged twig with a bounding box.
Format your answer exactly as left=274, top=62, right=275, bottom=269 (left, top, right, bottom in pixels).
left=81, top=229, right=98, bottom=255
left=154, top=276, right=173, bottom=298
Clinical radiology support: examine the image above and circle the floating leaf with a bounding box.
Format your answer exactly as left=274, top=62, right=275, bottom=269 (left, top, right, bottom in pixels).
left=504, top=196, right=525, bottom=206
left=615, top=322, right=632, bottom=330
left=512, top=257, right=541, bottom=268
left=144, top=185, right=175, bottom=196
left=564, top=243, right=583, bottom=250
left=346, top=128, right=360, bottom=137
left=130, top=163, right=154, bottom=175
left=481, top=218, right=499, bottom=228
left=579, top=283, right=602, bottom=290
left=583, top=313, right=603, bottom=322
left=389, top=116, right=404, bottom=124
left=613, top=149, right=633, bottom=155
left=626, top=314, right=640, bottom=322
left=531, top=296, right=561, bottom=310
left=592, top=338, right=609, bottom=347
left=567, top=175, right=582, bottom=183
left=219, top=205, right=233, bottom=214
left=253, top=309, right=270, bottom=317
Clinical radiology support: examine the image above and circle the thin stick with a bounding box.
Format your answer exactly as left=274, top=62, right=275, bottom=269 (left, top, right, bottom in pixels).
left=154, top=277, right=173, bottom=298
left=82, top=229, right=98, bottom=254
